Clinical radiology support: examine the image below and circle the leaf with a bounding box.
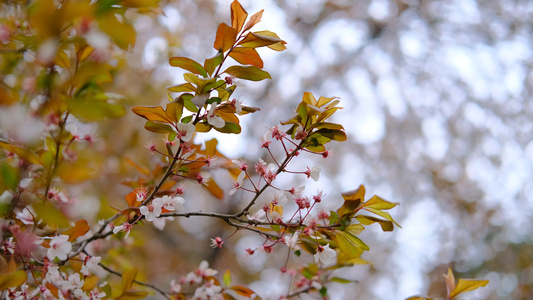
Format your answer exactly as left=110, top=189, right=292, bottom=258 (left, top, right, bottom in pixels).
left=213, top=23, right=238, bottom=52
left=125, top=157, right=150, bottom=176
left=230, top=0, right=247, bottom=32
left=214, top=122, right=241, bottom=134
left=57, top=160, right=96, bottom=183
left=449, top=275, right=489, bottom=298
left=242, top=9, right=264, bottom=32
left=310, top=128, right=347, bottom=142
left=132, top=106, right=174, bottom=124
left=204, top=179, right=224, bottom=199
left=33, top=202, right=70, bottom=228
left=166, top=98, right=184, bottom=123
left=312, top=122, right=345, bottom=131
left=224, top=66, right=271, bottom=81
left=68, top=98, right=126, bottom=122
left=361, top=195, right=399, bottom=210
left=337, top=185, right=365, bottom=219
left=204, top=49, right=224, bottom=76
left=144, top=120, right=175, bottom=134
left=223, top=270, right=231, bottom=287
left=363, top=207, right=401, bottom=228
left=0, top=141, right=42, bottom=165
left=82, top=275, right=100, bottom=291
left=0, top=270, right=27, bottom=290
left=169, top=57, right=208, bottom=77
left=98, top=13, right=136, bottom=50
left=230, top=286, right=256, bottom=297
left=355, top=215, right=394, bottom=232
left=443, top=268, right=455, bottom=297
left=336, top=231, right=369, bottom=257
left=329, top=277, right=355, bottom=284
left=122, top=268, right=138, bottom=291
left=229, top=47, right=263, bottom=68
left=63, top=219, right=90, bottom=242
left=239, top=31, right=286, bottom=50
left=116, top=290, right=150, bottom=300
left=167, top=83, right=197, bottom=93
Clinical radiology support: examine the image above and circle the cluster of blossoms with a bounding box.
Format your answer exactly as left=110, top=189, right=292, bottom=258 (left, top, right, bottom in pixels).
left=6, top=256, right=104, bottom=300
left=167, top=261, right=224, bottom=300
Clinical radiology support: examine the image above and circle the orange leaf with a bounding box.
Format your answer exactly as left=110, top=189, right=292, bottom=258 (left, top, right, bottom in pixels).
left=132, top=106, right=174, bottom=124
left=230, top=286, right=256, bottom=297
left=125, top=158, right=150, bottom=176
left=229, top=47, right=263, bottom=68
left=213, top=23, right=238, bottom=52
left=230, top=0, right=248, bottom=32
left=242, top=9, right=263, bottom=32
left=63, top=219, right=90, bottom=242
left=204, top=179, right=224, bottom=199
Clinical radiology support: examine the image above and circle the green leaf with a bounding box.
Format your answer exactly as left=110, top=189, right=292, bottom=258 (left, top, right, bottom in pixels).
left=329, top=277, right=355, bottom=284
left=144, top=120, right=175, bottom=134
left=310, top=128, right=347, bottom=142
left=224, top=66, right=271, bottom=81
left=0, top=162, right=20, bottom=191
left=213, top=122, right=241, bottom=134
left=169, top=57, right=207, bottom=77
left=361, top=195, right=399, bottom=210
left=312, top=122, right=345, bottom=131
left=239, top=31, right=286, bottom=50
left=363, top=207, right=401, bottom=228
left=0, top=270, right=27, bottom=290
left=355, top=215, right=394, bottom=232
left=98, top=13, right=136, bottom=50
left=335, top=231, right=368, bottom=258
left=33, top=202, right=70, bottom=228
left=223, top=270, right=231, bottom=287
left=0, top=141, right=42, bottom=165
left=204, top=49, right=224, bottom=76
left=69, top=98, right=126, bottom=122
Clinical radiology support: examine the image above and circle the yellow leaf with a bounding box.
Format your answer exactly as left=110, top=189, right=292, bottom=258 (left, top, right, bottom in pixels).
left=54, top=49, right=70, bottom=69
left=204, top=179, right=224, bottom=199
left=122, top=268, right=138, bottom=291
left=361, top=195, right=399, bottom=210
left=213, top=23, right=238, bottom=52
left=0, top=270, right=27, bottom=290
left=0, top=141, right=42, bottom=165
left=230, top=0, right=248, bottom=32
left=33, top=201, right=70, bottom=228
left=98, top=13, right=136, bottom=50
left=449, top=278, right=489, bottom=298
left=82, top=275, right=100, bottom=291
left=132, top=106, right=174, bottom=124
left=57, top=160, right=96, bottom=183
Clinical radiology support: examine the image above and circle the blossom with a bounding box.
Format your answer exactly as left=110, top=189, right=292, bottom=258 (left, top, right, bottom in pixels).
left=197, top=260, right=218, bottom=277
left=231, top=98, right=242, bottom=114
left=193, top=280, right=223, bottom=299
left=284, top=234, right=300, bottom=250
left=113, top=222, right=133, bottom=239
left=314, top=244, right=336, bottom=265
left=210, top=237, right=224, bottom=248
left=313, top=190, right=325, bottom=203
left=161, top=195, right=185, bottom=211
left=46, top=235, right=72, bottom=261
left=0, top=190, right=13, bottom=204
left=170, top=279, right=181, bottom=294
left=81, top=256, right=101, bottom=276
left=140, top=197, right=163, bottom=222
left=176, top=122, right=195, bottom=142
left=207, top=104, right=225, bottom=128
left=229, top=172, right=245, bottom=195
left=16, top=208, right=34, bottom=225
left=134, top=187, right=147, bottom=202
left=305, top=166, right=321, bottom=181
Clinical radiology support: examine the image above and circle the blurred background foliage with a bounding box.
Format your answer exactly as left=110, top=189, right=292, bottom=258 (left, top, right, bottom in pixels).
left=1, top=0, right=531, bottom=299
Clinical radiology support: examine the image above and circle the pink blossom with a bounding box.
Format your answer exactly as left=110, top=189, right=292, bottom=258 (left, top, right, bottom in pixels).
left=46, top=235, right=72, bottom=261
left=305, top=166, right=321, bottom=181
left=229, top=172, right=245, bottom=195
left=81, top=256, right=101, bottom=276
left=210, top=237, right=224, bottom=248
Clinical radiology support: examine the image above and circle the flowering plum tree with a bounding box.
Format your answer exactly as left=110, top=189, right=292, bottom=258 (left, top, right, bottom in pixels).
left=0, top=0, right=488, bottom=299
